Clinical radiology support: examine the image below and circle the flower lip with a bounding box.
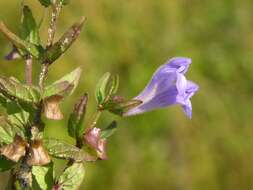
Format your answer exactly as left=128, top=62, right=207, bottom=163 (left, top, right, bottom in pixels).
left=165, top=57, right=192, bottom=74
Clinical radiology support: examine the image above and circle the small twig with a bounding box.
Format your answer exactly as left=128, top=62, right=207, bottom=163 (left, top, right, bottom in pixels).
left=47, top=0, right=63, bottom=47
left=25, top=56, right=32, bottom=86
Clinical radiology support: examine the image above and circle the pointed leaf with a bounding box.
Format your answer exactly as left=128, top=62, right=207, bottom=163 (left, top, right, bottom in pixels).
left=57, top=163, right=85, bottom=190
left=38, top=0, right=51, bottom=7
left=95, top=72, right=111, bottom=104
left=21, top=6, right=40, bottom=45
left=43, top=67, right=82, bottom=99
left=68, top=93, right=88, bottom=138
left=0, top=21, right=43, bottom=58
left=0, top=117, right=24, bottom=144
left=95, top=73, right=120, bottom=105
left=32, top=163, right=54, bottom=190
left=100, top=121, right=117, bottom=139
left=44, top=138, right=95, bottom=162
left=6, top=100, right=31, bottom=128
left=42, top=17, right=85, bottom=64
left=0, top=76, right=41, bottom=104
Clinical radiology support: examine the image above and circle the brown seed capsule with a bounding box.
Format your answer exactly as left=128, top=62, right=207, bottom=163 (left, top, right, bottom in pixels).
left=27, top=140, right=51, bottom=166
left=0, top=135, right=27, bottom=162
left=84, top=127, right=107, bottom=160
left=44, top=95, right=63, bottom=120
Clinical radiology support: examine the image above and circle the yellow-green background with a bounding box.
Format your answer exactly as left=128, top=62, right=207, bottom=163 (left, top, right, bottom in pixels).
left=1, top=0, right=253, bottom=189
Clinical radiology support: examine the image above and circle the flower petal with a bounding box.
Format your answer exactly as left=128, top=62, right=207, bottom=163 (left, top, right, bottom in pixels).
left=165, top=57, right=192, bottom=74
left=124, top=57, right=198, bottom=118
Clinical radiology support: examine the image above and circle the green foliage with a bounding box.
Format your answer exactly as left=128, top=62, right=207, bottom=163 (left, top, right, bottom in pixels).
left=37, top=0, right=51, bottom=7
left=0, top=22, right=43, bottom=58
left=95, top=72, right=119, bottom=105
left=100, top=121, right=117, bottom=139
left=57, top=163, right=85, bottom=190
left=41, top=17, right=85, bottom=64
left=0, top=117, right=24, bottom=145
left=32, top=163, right=54, bottom=190
left=21, top=6, right=40, bottom=46
left=68, top=94, right=88, bottom=139
left=0, top=156, right=15, bottom=172
left=44, top=138, right=93, bottom=162
left=43, top=67, right=82, bottom=99
left=0, top=76, right=40, bottom=104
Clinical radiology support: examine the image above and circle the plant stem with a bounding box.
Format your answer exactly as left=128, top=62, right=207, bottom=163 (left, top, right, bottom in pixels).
left=39, top=63, right=49, bottom=92
left=47, top=0, right=63, bottom=47
left=40, top=0, right=63, bottom=91
left=25, top=56, right=32, bottom=86
left=88, top=110, right=102, bottom=129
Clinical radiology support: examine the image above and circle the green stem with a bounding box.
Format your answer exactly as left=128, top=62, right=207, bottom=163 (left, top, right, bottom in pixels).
left=88, top=110, right=102, bottom=129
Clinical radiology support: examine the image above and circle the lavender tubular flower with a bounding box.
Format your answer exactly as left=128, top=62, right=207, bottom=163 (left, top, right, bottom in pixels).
left=124, top=57, right=199, bottom=119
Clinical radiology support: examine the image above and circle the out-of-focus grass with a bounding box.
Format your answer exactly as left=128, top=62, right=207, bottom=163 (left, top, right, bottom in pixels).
left=1, top=0, right=253, bottom=189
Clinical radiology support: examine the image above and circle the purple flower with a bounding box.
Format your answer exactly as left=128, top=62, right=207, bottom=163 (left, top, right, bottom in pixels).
left=124, top=57, right=199, bottom=119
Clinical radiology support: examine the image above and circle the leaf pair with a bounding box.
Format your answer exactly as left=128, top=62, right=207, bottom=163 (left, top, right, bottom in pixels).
left=95, top=72, right=119, bottom=105
left=95, top=73, right=142, bottom=116
left=2, top=5, right=85, bottom=65
left=32, top=162, right=84, bottom=190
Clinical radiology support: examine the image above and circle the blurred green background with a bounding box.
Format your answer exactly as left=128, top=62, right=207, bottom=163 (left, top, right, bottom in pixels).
left=1, top=0, right=253, bottom=189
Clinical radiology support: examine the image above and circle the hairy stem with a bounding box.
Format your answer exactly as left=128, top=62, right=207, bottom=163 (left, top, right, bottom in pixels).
left=25, top=56, right=32, bottom=86
left=47, top=0, right=63, bottom=47
left=39, top=63, right=49, bottom=92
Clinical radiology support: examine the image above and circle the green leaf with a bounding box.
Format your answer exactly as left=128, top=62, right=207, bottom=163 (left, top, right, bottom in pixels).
left=0, top=76, right=41, bottom=104
left=0, top=155, right=16, bottom=172
left=95, top=72, right=111, bottom=104
left=44, top=67, right=82, bottom=99
left=95, top=73, right=119, bottom=105
left=68, top=94, right=88, bottom=139
left=44, top=138, right=93, bottom=162
left=0, top=21, right=43, bottom=58
left=100, top=121, right=117, bottom=139
left=41, top=17, right=85, bottom=64
left=32, top=163, right=54, bottom=190
left=57, top=163, right=85, bottom=190
left=0, top=117, right=24, bottom=144
left=6, top=100, right=30, bottom=128
left=21, top=6, right=40, bottom=45
left=37, top=0, right=51, bottom=7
